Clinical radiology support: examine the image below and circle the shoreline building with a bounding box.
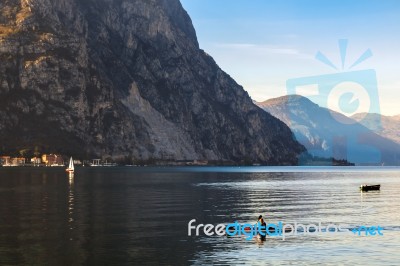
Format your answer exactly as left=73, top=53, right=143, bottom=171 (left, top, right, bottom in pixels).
left=42, top=154, right=64, bottom=166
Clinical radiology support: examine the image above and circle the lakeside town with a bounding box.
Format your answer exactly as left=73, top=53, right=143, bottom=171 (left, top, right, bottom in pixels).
left=0, top=154, right=118, bottom=167
left=0, top=153, right=213, bottom=167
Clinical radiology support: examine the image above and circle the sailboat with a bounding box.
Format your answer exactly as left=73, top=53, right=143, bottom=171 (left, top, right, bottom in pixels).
left=66, top=157, right=75, bottom=173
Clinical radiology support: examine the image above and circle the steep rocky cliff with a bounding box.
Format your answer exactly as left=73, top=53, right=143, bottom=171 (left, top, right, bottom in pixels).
left=0, top=0, right=304, bottom=164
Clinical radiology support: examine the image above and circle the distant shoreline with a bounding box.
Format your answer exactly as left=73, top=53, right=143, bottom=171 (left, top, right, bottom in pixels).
left=0, top=165, right=399, bottom=173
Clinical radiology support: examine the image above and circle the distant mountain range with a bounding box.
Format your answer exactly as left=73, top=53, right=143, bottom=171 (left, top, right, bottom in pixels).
left=351, top=113, right=400, bottom=145
left=257, top=95, right=400, bottom=165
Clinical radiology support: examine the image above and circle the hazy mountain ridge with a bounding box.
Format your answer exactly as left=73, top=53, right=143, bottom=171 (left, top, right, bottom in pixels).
left=0, top=0, right=304, bottom=164
left=352, top=113, right=400, bottom=145
left=257, top=95, right=400, bottom=165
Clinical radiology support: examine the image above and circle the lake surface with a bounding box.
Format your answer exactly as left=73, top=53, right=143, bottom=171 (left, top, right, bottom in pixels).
left=0, top=167, right=399, bottom=265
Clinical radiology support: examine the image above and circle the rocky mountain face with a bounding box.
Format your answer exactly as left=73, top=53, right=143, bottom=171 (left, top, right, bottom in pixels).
left=257, top=95, right=400, bottom=165
left=352, top=113, right=400, bottom=145
left=0, top=0, right=304, bottom=164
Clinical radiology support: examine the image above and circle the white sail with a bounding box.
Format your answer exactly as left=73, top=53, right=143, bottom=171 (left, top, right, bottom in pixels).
left=69, top=157, right=74, bottom=171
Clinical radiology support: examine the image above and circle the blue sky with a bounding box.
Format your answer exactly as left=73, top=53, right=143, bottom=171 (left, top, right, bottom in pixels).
left=181, top=0, right=400, bottom=116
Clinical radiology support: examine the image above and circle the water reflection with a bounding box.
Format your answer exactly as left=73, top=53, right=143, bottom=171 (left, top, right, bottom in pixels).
left=68, top=173, right=74, bottom=233
left=0, top=167, right=399, bottom=265
left=68, top=172, right=74, bottom=182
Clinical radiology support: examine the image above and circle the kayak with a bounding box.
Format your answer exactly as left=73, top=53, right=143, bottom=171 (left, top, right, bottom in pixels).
left=226, top=226, right=293, bottom=234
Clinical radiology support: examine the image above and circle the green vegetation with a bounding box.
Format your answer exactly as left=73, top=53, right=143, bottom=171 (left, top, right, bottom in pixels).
left=299, top=153, right=355, bottom=166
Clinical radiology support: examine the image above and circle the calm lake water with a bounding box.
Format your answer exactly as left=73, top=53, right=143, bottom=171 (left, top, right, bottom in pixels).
left=0, top=167, right=399, bottom=265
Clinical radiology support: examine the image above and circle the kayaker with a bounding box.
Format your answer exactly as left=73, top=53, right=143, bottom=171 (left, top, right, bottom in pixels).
left=257, top=215, right=267, bottom=239
left=258, top=215, right=266, bottom=227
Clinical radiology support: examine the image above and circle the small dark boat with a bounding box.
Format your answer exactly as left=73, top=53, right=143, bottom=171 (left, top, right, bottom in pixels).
left=360, top=184, right=380, bottom=192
